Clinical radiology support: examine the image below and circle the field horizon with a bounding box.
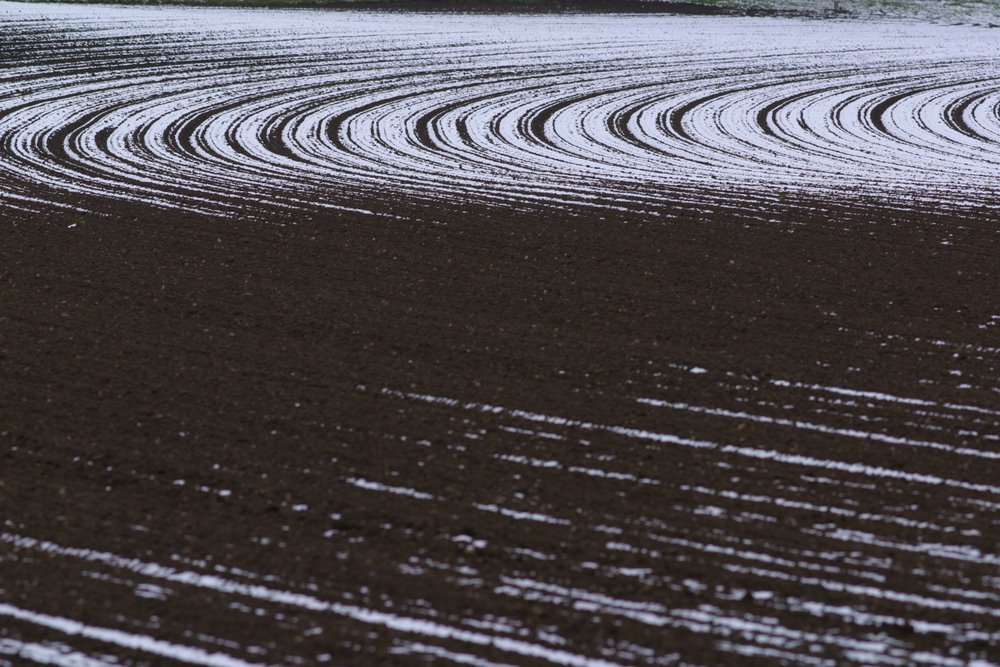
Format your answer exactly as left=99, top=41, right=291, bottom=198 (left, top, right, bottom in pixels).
left=5, top=0, right=1000, bottom=23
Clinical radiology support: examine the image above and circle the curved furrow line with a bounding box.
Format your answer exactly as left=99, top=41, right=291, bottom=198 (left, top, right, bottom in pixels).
left=1, top=5, right=999, bottom=218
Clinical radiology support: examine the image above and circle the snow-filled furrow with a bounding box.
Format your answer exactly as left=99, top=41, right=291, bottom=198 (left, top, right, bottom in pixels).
left=2, top=4, right=1000, bottom=217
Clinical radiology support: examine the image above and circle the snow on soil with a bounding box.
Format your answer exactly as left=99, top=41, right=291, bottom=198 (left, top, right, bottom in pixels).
left=1, top=6, right=999, bottom=665
left=0, top=2, right=999, bottom=217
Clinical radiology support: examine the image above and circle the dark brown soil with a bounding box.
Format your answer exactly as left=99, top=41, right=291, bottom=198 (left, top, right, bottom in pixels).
left=2, top=189, right=998, bottom=664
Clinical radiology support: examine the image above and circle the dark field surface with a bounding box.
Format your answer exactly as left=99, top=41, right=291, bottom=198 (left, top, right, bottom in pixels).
left=2, top=191, right=999, bottom=665
left=1, top=3, right=999, bottom=665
